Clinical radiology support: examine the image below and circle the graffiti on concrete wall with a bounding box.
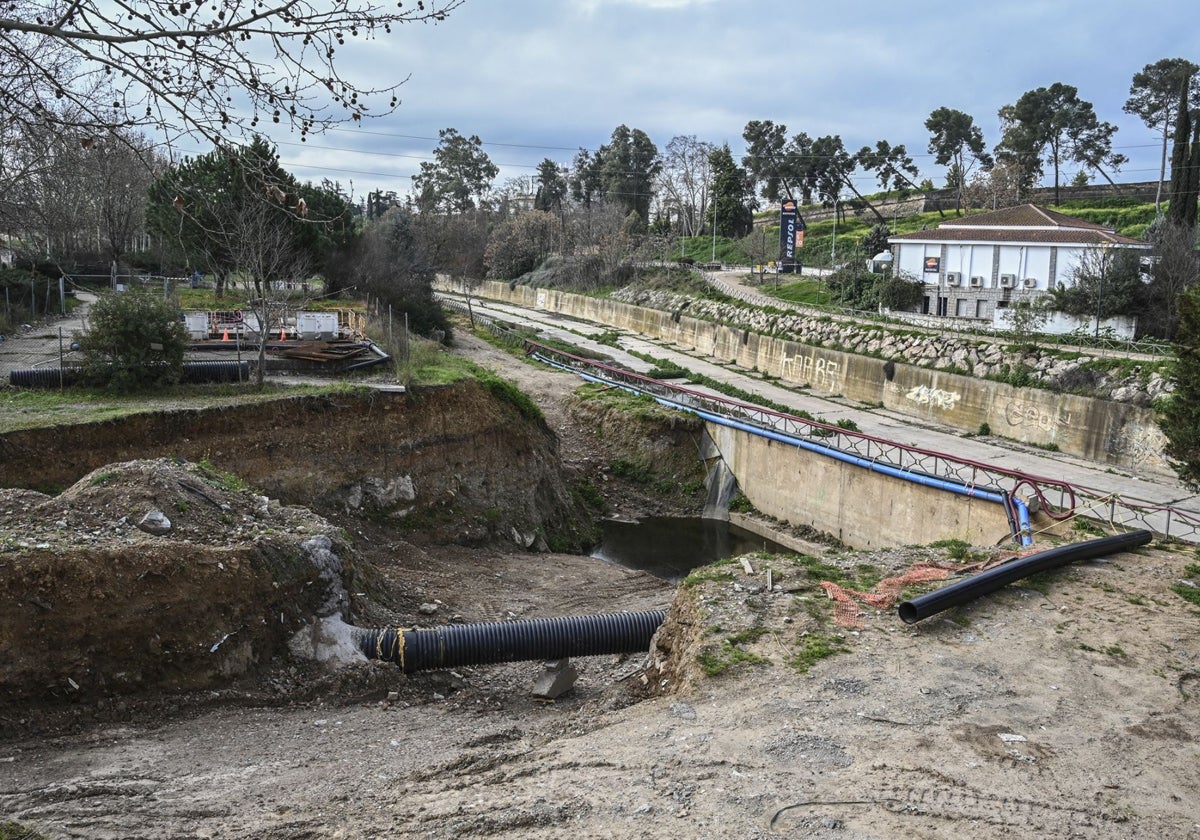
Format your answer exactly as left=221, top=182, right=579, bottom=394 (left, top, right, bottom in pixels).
left=780, top=349, right=843, bottom=392
left=1109, top=423, right=1169, bottom=472
left=1004, top=400, right=1071, bottom=432
left=905, top=385, right=962, bottom=411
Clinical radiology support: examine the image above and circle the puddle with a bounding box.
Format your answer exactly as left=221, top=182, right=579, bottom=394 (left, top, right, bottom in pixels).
left=591, top=516, right=793, bottom=583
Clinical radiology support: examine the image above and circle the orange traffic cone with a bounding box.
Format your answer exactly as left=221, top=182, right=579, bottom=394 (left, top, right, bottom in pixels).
left=221, top=328, right=229, bottom=341
left=280, top=326, right=287, bottom=341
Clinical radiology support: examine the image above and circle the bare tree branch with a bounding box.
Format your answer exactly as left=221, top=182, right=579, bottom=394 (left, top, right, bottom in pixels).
left=0, top=0, right=464, bottom=144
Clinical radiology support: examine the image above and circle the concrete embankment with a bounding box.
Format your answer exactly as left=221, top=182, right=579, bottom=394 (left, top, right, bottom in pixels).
left=469, top=281, right=1169, bottom=478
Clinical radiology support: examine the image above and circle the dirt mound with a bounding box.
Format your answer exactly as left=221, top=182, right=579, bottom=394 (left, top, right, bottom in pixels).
left=0, top=458, right=356, bottom=714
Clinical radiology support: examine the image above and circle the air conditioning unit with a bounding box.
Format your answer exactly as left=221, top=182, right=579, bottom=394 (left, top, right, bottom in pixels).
left=999, top=274, right=1016, bottom=288
left=1022, top=277, right=1037, bottom=289
left=969, top=276, right=984, bottom=288
left=945, top=271, right=961, bottom=287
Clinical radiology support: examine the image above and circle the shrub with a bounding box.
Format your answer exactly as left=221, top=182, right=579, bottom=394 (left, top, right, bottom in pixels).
left=77, top=289, right=189, bottom=391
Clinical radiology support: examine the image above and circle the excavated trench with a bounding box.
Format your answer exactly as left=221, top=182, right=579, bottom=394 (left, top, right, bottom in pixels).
left=0, top=379, right=718, bottom=714
left=591, top=515, right=792, bottom=582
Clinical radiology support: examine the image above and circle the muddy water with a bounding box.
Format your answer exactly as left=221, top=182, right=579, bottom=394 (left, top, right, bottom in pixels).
left=591, top=516, right=793, bottom=582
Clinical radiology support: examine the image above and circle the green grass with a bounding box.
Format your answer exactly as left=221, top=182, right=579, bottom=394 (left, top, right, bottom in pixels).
left=764, top=278, right=837, bottom=306
left=728, top=494, right=756, bottom=514
left=1171, top=562, right=1200, bottom=607
left=697, top=636, right=773, bottom=677
left=572, top=381, right=670, bottom=417
left=570, top=479, right=605, bottom=511
left=589, top=330, right=622, bottom=347
left=608, top=458, right=655, bottom=484
left=681, top=556, right=741, bottom=588
left=0, top=821, right=53, bottom=840
left=196, top=458, right=250, bottom=492
left=795, top=554, right=851, bottom=583
left=787, top=633, right=846, bottom=673
left=399, top=340, right=477, bottom=386
left=1072, top=517, right=1107, bottom=537
left=929, top=538, right=986, bottom=562
left=0, top=381, right=375, bottom=434
left=87, top=470, right=116, bottom=487
left=474, top=367, right=544, bottom=423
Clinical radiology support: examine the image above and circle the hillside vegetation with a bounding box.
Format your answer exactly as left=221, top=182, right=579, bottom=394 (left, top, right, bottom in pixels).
left=679, top=194, right=1160, bottom=270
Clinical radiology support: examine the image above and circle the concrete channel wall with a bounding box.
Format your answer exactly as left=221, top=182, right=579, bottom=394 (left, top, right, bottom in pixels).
left=706, top=423, right=1014, bottom=548
left=473, top=281, right=1169, bottom=478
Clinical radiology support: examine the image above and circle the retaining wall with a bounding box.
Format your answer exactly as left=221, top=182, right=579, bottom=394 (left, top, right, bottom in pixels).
left=470, top=281, right=1169, bottom=477
left=707, top=423, right=1014, bottom=548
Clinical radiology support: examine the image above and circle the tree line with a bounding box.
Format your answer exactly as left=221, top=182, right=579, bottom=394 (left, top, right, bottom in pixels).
left=3, top=2, right=1200, bottom=483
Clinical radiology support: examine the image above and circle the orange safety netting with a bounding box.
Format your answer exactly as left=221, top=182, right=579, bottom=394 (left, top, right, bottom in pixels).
left=819, top=553, right=1022, bottom=629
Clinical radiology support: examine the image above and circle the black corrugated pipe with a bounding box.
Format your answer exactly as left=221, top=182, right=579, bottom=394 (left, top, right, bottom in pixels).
left=898, top=529, right=1153, bottom=624
left=9, top=361, right=248, bottom=388
left=9, top=366, right=83, bottom=387
left=358, top=610, right=666, bottom=674
left=179, top=360, right=249, bottom=383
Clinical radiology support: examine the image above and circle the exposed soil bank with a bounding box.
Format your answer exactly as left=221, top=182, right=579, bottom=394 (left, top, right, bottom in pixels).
left=0, top=382, right=592, bottom=550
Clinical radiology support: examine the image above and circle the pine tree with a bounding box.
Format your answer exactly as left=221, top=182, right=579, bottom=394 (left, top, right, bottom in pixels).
left=1161, top=287, right=1200, bottom=489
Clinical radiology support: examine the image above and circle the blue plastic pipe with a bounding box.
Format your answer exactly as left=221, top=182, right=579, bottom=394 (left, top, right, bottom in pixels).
left=661, top=397, right=1033, bottom=546
left=549, top=358, right=1033, bottom=546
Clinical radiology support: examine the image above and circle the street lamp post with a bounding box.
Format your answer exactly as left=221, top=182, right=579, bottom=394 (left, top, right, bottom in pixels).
left=710, top=191, right=718, bottom=266
left=830, top=198, right=839, bottom=267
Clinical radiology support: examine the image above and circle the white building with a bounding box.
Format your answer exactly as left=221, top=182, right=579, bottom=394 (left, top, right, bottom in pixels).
left=888, top=204, right=1150, bottom=336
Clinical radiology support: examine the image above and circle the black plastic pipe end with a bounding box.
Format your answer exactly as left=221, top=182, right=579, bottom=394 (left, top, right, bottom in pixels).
left=898, top=530, right=1152, bottom=624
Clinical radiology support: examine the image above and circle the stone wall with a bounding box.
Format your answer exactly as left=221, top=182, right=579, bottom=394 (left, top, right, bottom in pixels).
left=608, top=287, right=1168, bottom=406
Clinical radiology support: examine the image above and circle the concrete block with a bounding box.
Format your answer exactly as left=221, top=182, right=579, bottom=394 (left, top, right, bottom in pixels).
left=532, top=658, right=578, bottom=700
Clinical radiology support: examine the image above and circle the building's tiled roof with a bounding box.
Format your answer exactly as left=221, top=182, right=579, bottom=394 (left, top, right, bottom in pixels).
left=889, top=203, right=1148, bottom=247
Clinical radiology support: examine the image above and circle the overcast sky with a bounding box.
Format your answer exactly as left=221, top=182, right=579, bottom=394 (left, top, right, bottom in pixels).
left=248, top=0, right=1200, bottom=205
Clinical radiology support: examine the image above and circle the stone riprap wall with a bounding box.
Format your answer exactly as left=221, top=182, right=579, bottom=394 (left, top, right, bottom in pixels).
left=608, top=287, right=1168, bottom=406
left=468, top=281, right=1170, bottom=476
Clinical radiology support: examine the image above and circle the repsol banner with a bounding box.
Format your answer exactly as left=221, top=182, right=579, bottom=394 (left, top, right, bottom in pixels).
left=779, top=199, right=806, bottom=272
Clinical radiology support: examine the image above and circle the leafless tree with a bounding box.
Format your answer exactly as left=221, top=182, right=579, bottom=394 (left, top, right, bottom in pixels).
left=961, top=159, right=1031, bottom=212
left=0, top=0, right=463, bottom=144
left=227, top=198, right=310, bottom=386
left=656, top=135, right=715, bottom=237
left=1, top=119, right=161, bottom=273
left=740, top=226, right=774, bottom=280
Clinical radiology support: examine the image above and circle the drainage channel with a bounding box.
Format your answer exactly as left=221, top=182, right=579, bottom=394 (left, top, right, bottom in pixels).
left=590, top=515, right=795, bottom=583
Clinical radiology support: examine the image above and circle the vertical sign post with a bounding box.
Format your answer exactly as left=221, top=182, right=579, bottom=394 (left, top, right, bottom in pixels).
left=779, top=199, right=806, bottom=274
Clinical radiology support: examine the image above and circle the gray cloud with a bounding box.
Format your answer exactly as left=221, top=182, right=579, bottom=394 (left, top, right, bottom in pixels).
left=249, top=0, right=1198, bottom=201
